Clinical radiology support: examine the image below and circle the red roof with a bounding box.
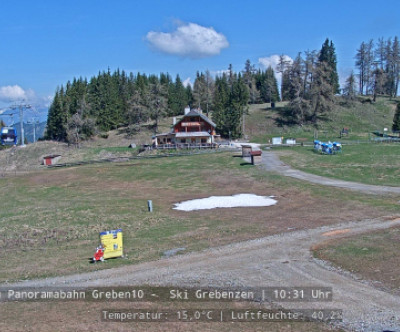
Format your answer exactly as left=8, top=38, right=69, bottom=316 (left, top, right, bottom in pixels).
left=43, top=154, right=61, bottom=159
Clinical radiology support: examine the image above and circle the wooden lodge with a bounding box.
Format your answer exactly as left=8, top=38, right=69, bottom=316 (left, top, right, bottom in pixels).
left=153, top=107, right=219, bottom=149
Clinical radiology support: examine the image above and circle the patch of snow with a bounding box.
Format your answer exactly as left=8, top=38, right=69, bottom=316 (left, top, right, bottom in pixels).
left=173, top=194, right=277, bottom=211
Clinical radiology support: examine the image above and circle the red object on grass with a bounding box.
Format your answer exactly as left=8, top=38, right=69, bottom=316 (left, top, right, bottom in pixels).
left=93, top=246, right=104, bottom=261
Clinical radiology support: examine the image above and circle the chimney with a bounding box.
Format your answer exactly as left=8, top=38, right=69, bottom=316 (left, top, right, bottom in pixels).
left=184, top=106, right=190, bottom=115
left=173, top=117, right=176, bottom=125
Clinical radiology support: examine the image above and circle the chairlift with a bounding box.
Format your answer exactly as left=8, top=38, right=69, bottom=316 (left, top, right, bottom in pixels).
left=0, top=110, right=18, bottom=145
left=0, top=126, right=18, bottom=145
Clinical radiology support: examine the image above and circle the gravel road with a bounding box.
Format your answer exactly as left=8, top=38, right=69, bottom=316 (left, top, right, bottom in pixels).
left=5, top=217, right=400, bottom=332
left=261, top=150, right=400, bottom=195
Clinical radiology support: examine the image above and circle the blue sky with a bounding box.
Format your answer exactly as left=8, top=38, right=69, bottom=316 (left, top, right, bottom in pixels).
left=0, top=0, right=399, bottom=116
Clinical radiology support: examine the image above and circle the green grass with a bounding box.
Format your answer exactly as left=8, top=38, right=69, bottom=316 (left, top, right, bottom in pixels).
left=276, top=143, right=400, bottom=186
left=313, top=226, right=400, bottom=292
left=332, top=244, right=381, bottom=256
left=0, top=153, right=241, bottom=281
left=246, top=97, right=398, bottom=144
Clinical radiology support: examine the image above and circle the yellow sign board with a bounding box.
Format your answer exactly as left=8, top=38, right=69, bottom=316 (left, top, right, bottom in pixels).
left=99, top=229, right=123, bottom=259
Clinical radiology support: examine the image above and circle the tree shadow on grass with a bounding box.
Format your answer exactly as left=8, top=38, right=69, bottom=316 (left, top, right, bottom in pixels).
left=274, top=107, right=298, bottom=127
left=274, top=106, right=330, bottom=128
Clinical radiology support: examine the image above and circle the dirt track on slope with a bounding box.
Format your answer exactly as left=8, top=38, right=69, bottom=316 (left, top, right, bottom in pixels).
left=4, top=217, right=400, bottom=332
left=261, top=150, right=400, bottom=195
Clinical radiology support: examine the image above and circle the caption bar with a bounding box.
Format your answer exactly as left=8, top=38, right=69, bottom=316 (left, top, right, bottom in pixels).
left=101, top=309, right=343, bottom=323
left=0, top=286, right=333, bottom=302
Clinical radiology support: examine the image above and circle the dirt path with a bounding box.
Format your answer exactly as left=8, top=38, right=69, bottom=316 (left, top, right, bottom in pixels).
left=261, top=150, right=400, bottom=195
left=5, top=217, right=400, bottom=332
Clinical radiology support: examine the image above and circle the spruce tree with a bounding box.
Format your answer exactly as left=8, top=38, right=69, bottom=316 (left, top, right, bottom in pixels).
left=393, top=102, right=400, bottom=133
left=230, top=74, right=249, bottom=137
left=149, top=79, right=167, bottom=134
left=310, top=61, right=335, bottom=123
left=319, top=39, right=340, bottom=94
left=212, top=75, right=230, bottom=137
left=167, top=74, right=187, bottom=116
left=193, top=71, right=206, bottom=110
left=46, top=86, right=68, bottom=140
left=185, top=85, right=194, bottom=108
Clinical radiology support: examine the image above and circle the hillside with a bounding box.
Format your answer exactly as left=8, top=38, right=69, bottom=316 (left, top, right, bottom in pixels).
left=0, top=116, right=178, bottom=174
left=1, top=96, right=398, bottom=174
left=245, top=96, right=399, bottom=143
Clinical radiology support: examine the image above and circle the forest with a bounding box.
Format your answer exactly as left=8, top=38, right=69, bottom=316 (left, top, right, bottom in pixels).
left=45, top=37, right=400, bottom=143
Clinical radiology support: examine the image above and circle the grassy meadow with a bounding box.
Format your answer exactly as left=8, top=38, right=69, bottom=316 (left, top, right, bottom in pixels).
left=313, top=224, right=400, bottom=294
left=275, top=143, right=400, bottom=186
left=246, top=97, right=398, bottom=143
left=1, top=150, right=399, bottom=282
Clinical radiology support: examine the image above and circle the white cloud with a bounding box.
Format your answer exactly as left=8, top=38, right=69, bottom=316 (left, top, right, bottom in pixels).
left=182, top=77, right=192, bottom=88
left=43, top=95, right=53, bottom=107
left=258, top=55, right=293, bottom=91
left=258, top=54, right=293, bottom=73
left=0, top=85, right=52, bottom=110
left=0, top=85, right=30, bottom=102
left=146, top=22, right=229, bottom=59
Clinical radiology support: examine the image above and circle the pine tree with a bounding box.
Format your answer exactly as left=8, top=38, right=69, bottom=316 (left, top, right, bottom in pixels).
left=393, top=36, right=400, bottom=97
left=310, top=61, right=335, bottom=123
left=355, top=42, right=367, bottom=95
left=230, top=74, right=249, bottom=137
left=355, top=40, right=374, bottom=95
left=185, top=85, right=194, bottom=107
left=285, top=49, right=335, bottom=124
left=287, top=53, right=309, bottom=124
left=343, top=71, right=357, bottom=101
left=319, top=39, right=340, bottom=94
left=227, top=64, right=235, bottom=88
left=242, top=60, right=258, bottom=103
left=193, top=71, right=206, bottom=109
left=387, top=36, right=400, bottom=97
left=149, top=79, right=167, bottom=134
left=212, top=72, right=248, bottom=138
left=281, top=69, right=291, bottom=102
left=303, top=50, right=318, bottom=98
left=372, top=68, right=386, bottom=101
left=127, top=89, right=149, bottom=134
left=277, top=54, right=291, bottom=101
left=393, top=102, right=400, bottom=133
left=264, top=67, right=280, bottom=102
left=167, top=74, right=188, bottom=116
left=212, top=75, right=230, bottom=137
left=204, top=70, right=214, bottom=116
left=46, top=86, right=68, bottom=140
